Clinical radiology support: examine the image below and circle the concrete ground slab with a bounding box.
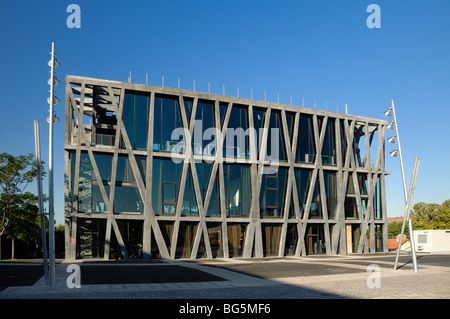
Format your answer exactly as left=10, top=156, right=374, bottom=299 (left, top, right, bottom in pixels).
left=0, top=252, right=448, bottom=300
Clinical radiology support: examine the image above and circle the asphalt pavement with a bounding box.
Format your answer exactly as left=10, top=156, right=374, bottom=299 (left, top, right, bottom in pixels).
left=0, top=252, right=449, bottom=301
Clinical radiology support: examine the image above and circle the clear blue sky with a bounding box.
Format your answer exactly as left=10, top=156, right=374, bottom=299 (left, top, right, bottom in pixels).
left=1, top=0, right=449, bottom=226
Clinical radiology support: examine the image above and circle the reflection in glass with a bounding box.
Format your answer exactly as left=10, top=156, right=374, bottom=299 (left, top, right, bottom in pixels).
left=224, top=164, right=250, bottom=217
left=284, top=224, right=298, bottom=256
left=323, top=170, right=337, bottom=219
left=227, top=223, right=247, bottom=258
left=262, top=224, right=282, bottom=256
left=175, top=222, right=198, bottom=258
left=260, top=167, right=288, bottom=218
left=224, top=105, right=249, bottom=158
left=322, top=119, right=336, bottom=165
left=296, top=115, right=316, bottom=163
left=152, top=158, right=181, bottom=215
left=153, top=95, right=183, bottom=153
left=294, top=168, right=312, bottom=219
left=122, top=91, right=149, bottom=150
left=267, top=110, right=287, bottom=162
left=76, top=219, right=106, bottom=259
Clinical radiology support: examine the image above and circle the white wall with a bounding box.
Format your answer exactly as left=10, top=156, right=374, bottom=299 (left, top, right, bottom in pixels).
left=414, top=230, right=450, bottom=253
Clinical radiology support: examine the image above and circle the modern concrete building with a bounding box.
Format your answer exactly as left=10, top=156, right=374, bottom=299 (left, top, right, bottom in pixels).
left=64, top=75, right=389, bottom=260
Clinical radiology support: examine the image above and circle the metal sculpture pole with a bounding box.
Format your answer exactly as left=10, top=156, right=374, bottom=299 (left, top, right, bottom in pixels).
left=390, top=100, right=419, bottom=272
left=34, top=120, right=48, bottom=284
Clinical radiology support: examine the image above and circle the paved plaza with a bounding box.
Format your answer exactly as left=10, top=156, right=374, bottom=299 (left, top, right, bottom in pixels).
left=0, top=252, right=449, bottom=299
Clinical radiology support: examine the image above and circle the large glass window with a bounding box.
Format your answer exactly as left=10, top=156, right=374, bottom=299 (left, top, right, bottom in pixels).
left=252, top=107, right=266, bottom=160
left=175, top=222, right=199, bottom=258
left=322, top=119, right=336, bottom=165
left=116, top=220, right=143, bottom=258
left=374, top=176, right=382, bottom=219
left=260, top=167, right=288, bottom=218
left=224, top=164, right=250, bottom=217
left=267, top=110, right=287, bottom=162
left=207, top=223, right=223, bottom=258
left=114, top=155, right=143, bottom=214
left=193, top=100, right=216, bottom=155
left=227, top=223, right=247, bottom=258
left=181, top=166, right=199, bottom=216
left=122, top=91, right=150, bottom=150
left=153, top=95, right=183, bottom=153
left=284, top=224, right=298, bottom=256
left=77, top=152, right=111, bottom=213
left=152, top=158, right=182, bottom=215
left=296, top=115, right=316, bottom=164
left=196, top=162, right=220, bottom=217
left=323, top=170, right=337, bottom=219
left=224, top=105, right=250, bottom=158
left=294, top=168, right=312, bottom=219
left=262, top=223, right=282, bottom=256
left=76, top=219, right=106, bottom=259
left=78, top=153, right=92, bottom=213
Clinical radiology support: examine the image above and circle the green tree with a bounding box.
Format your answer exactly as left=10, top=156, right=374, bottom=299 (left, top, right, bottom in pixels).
left=4, top=192, right=45, bottom=258
left=411, top=199, right=450, bottom=230
left=0, top=153, right=44, bottom=259
left=388, top=220, right=409, bottom=239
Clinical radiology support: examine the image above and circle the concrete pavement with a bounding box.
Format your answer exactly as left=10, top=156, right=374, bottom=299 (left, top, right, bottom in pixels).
left=0, top=252, right=449, bottom=299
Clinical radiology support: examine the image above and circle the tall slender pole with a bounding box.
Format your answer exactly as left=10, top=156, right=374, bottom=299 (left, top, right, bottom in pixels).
left=394, top=158, right=420, bottom=270
left=391, top=100, right=418, bottom=272
left=34, top=120, right=48, bottom=284
left=48, top=42, right=56, bottom=288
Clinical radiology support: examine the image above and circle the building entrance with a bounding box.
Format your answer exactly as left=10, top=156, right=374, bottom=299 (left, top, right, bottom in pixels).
left=305, top=224, right=325, bottom=255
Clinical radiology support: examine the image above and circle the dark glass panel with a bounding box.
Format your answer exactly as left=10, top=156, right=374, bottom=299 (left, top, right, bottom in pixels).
left=304, top=224, right=326, bottom=255
left=374, top=176, right=382, bottom=219
left=116, top=155, right=135, bottom=183
left=260, top=167, right=288, bottom=218
left=175, top=222, right=198, bottom=259
left=340, top=119, right=348, bottom=165
left=309, top=178, right=323, bottom=219
left=113, top=186, right=143, bottom=214
left=193, top=101, right=216, bottom=156
left=262, top=224, right=282, bottom=256
left=181, top=166, right=199, bottom=216
left=206, top=171, right=220, bottom=217
left=76, top=219, right=106, bottom=259
left=323, top=170, right=337, bottom=219
left=151, top=158, right=182, bottom=216
left=93, top=153, right=112, bottom=182
left=227, top=223, right=247, bottom=258
left=267, top=110, right=287, bottom=162
left=78, top=152, right=92, bottom=213
left=284, top=224, right=298, bottom=256
left=116, top=220, right=143, bottom=259
left=153, top=96, right=183, bottom=152
left=294, top=168, right=312, bottom=219
left=345, top=197, right=358, bottom=219
left=219, top=103, right=227, bottom=129
left=92, top=184, right=109, bottom=213
left=322, top=119, right=336, bottom=166
left=122, top=91, right=149, bottom=150
left=207, top=223, right=223, bottom=258
left=224, top=105, right=249, bottom=158
left=296, top=115, right=316, bottom=163
left=224, top=164, right=250, bottom=217
left=252, top=108, right=266, bottom=160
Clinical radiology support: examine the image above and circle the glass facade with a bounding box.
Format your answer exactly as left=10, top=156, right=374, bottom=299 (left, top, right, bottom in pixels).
left=65, top=76, right=388, bottom=260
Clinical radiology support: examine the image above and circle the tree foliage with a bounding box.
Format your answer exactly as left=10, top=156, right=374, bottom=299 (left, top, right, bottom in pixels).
left=411, top=199, right=450, bottom=230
